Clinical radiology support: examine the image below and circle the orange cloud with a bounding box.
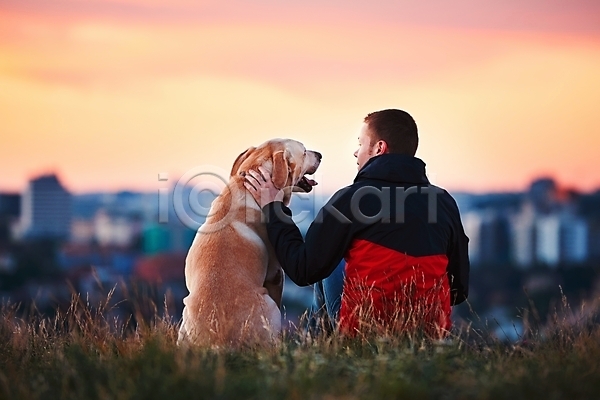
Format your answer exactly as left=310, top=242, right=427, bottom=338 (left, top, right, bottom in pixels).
left=1, top=6, right=599, bottom=194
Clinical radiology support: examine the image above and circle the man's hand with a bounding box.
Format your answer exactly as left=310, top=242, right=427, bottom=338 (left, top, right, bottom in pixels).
left=244, top=166, right=285, bottom=208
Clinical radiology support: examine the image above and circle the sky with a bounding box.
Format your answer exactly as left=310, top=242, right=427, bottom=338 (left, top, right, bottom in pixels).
left=1, top=0, right=600, bottom=194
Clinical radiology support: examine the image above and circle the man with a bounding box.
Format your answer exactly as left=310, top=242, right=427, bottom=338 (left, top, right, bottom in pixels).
left=245, top=109, right=469, bottom=338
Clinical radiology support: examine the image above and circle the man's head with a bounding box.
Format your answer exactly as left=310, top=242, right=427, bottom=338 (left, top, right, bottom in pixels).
left=354, top=109, right=419, bottom=170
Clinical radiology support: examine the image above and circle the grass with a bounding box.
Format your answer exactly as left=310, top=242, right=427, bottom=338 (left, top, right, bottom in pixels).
left=1, top=289, right=600, bottom=400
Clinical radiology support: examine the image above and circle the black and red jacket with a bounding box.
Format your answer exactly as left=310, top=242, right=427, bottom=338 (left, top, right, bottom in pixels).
left=263, top=153, right=470, bottom=336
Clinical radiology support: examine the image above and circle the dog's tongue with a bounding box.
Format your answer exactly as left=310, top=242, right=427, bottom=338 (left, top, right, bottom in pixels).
left=304, top=177, right=317, bottom=186
left=297, top=176, right=318, bottom=192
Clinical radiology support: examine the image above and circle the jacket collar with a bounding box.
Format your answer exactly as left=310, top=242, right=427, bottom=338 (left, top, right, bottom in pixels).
left=354, top=153, right=430, bottom=185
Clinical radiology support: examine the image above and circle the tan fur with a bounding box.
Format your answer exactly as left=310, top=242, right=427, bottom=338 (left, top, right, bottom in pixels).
left=178, top=139, right=321, bottom=348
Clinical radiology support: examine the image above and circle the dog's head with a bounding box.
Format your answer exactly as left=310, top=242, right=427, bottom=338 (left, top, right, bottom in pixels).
left=231, top=139, right=322, bottom=204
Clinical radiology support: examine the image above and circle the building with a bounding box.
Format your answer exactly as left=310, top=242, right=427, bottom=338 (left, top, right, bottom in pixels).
left=142, top=222, right=196, bottom=255
left=536, top=214, right=561, bottom=266
left=588, top=221, right=600, bottom=262
left=559, top=213, right=588, bottom=264
left=463, top=210, right=510, bottom=267
left=0, top=193, right=20, bottom=245
left=0, top=194, right=20, bottom=217
left=94, top=208, right=143, bottom=248
left=529, top=178, right=558, bottom=214
left=536, top=212, right=588, bottom=266
left=510, top=204, right=537, bottom=268
left=13, top=174, right=72, bottom=240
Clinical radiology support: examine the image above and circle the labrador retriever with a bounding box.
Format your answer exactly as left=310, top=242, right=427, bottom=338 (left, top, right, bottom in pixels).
left=178, top=138, right=321, bottom=347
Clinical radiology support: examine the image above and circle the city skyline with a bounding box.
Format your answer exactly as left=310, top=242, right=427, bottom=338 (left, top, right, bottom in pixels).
left=2, top=169, right=600, bottom=197
left=1, top=0, right=600, bottom=193
left=3, top=172, right=599, bottom=269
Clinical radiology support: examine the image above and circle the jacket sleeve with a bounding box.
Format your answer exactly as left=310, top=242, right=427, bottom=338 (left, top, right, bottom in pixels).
left=263, top=189, right=355, bottom=286
left=445, top=197, right=470, bottom=305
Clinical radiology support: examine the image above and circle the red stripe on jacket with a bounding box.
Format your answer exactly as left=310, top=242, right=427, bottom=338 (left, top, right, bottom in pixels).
left=339, top=239, right=451, bottom=338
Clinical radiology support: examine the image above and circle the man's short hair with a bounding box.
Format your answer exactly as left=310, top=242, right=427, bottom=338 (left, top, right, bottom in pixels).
left=364, top=109, right=419, bottom=156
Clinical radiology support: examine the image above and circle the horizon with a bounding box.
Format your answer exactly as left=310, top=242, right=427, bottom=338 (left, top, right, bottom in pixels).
left=2, top=0, right=600, bottom=194
left=2, top=170, right=599, bottom=198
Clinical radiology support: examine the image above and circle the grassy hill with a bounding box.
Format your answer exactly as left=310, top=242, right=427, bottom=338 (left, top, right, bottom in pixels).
left=1, top=292, right=599, bottom=400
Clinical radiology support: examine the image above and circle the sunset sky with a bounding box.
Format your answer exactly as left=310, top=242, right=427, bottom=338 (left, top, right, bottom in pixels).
left=1, top=0, right=599, bottom=194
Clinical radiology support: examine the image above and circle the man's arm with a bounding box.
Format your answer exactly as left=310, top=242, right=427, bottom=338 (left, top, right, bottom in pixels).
left=263, top=190, right=354, bottom=286
left=445, top=196, right=470, bottom=305
left=245, top=167, right=355, bottom=286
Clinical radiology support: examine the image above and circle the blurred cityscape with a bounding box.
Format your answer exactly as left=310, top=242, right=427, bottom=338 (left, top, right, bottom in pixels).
left=1, top=173, right=599, bottom=337
left=0, top=173, right=317, bottom=328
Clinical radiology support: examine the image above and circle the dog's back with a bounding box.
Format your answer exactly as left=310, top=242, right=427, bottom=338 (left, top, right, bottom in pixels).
left=177, top=178, right=281, bottom=347
left=177, top=138, right=321, bottom=348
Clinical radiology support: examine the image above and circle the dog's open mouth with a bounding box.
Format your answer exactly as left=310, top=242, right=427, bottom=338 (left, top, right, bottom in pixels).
left=294, top=157, right=320, bottom=193
left=295, top=174, right=318, bottom=193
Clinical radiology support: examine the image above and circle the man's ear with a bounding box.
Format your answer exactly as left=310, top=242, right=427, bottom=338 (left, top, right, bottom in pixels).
left=230, top=147, right=256, bottom=177
left=375, top=140, right=388, bottom=155
left=271, top=150, right=289, bottom=189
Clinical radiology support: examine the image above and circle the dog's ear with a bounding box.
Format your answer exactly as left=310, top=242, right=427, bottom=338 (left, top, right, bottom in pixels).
left=271, top=150, right=289, bottom=189
left=230, top=147, right=256, bottom=177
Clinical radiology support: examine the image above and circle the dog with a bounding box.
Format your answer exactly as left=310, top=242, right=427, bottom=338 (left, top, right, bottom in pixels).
left=178, top=139, right=321, bottom=347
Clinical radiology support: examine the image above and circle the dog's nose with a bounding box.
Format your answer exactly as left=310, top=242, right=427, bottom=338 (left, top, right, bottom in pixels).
left=313, top=151, right=322, bottom=161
